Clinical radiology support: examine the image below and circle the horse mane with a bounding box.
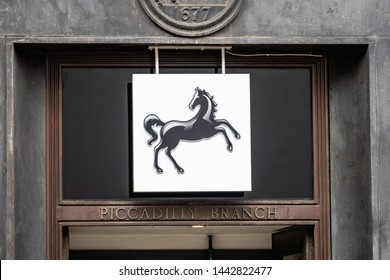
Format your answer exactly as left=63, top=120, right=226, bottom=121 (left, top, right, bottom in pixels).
left=198, top=88, right=218, bottom=119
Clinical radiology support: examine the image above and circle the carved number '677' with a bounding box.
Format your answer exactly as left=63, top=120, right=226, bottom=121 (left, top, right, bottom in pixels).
left=175, top=6, right=211, bottom=22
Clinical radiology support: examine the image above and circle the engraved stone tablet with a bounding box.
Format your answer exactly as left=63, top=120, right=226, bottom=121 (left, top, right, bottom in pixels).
left=138, top=0, right=244, bottom=37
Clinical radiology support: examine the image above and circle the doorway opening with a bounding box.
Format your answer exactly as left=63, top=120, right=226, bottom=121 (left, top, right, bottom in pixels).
left=68, top=225, right=313, bottom=260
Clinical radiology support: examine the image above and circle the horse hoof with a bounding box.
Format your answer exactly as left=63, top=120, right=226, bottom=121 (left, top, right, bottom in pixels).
left=227, top=145, right=233, bottom=152
left=156, top=168, right=163, bottom=173
left=235, top=133, right=240, bottom=139
left=177, top=168, right=184, bottom=173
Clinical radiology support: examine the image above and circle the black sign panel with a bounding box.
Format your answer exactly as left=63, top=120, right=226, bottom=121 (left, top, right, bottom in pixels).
left=62, top=67, right=312, bottom=200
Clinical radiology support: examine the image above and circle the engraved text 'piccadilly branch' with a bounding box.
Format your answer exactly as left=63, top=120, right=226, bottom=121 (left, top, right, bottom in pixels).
left=100, top=206, right=278, bottom=221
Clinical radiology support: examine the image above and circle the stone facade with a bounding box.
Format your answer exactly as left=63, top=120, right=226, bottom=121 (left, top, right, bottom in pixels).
left=0, top=0, right=389, bottom=259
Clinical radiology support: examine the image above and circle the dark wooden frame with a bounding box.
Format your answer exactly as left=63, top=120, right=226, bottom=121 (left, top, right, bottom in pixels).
left=47, top=50, right=329, bottom=259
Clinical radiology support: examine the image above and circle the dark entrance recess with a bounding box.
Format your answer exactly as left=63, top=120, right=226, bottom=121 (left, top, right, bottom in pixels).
left=68, top=225, right=312, bottom=260
left=62, top=67, right=312, bottom=200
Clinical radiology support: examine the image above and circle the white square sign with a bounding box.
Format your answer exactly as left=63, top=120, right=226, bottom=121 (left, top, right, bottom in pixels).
left=132, top=74, right=251, bottom=192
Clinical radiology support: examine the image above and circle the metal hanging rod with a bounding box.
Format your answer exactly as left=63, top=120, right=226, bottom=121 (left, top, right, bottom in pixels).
left=149, top=45, right=232, bottom=74
left=148, top=45, right=232, bottom=51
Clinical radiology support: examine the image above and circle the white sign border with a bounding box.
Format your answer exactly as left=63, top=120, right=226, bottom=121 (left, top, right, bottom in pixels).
left=132, top=74, right=251, bottom=192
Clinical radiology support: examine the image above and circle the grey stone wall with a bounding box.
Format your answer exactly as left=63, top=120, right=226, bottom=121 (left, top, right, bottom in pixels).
left=329, top=48, right=371, bottom=259
left=0, top=0, right=389, bottom=38
left=0, top=0, right=389, bottom=259
left=373, top=39, right=390, bottom=259
left=0, top=36, right=5, bottom=260
left=13, top=49, right=46, bottom=259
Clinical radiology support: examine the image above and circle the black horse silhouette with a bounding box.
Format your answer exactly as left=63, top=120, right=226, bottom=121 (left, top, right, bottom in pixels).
left=144, top=87, right=240, bottom=173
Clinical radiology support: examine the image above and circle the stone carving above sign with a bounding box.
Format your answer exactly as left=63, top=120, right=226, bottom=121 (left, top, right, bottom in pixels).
left=138, top=0, right=244, bottom=37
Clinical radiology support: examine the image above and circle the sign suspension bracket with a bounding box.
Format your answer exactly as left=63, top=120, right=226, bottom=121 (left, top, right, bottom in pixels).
left=148, top=45, right=232, bottom=74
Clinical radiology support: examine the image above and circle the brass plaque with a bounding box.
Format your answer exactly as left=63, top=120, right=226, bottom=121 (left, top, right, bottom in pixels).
left=138, top=0, right=244, bottom=37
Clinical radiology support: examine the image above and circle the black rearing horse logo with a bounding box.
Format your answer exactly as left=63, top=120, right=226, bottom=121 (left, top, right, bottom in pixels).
left=144, top=87, right=240, bottom=173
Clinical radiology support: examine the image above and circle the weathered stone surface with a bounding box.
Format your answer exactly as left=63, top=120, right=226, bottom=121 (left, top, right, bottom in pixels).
left=374, top=39, right=390, bottom=260
left=329, top=48, right=372, bottom=259
left=0, top=36, right=5, bottom=260
left=13, top=50, right=46, bottom=259
left=0, top=0, right=67, bottom=35
left=67, top=0, right=163, bottom=37
left=0, top=0, right=389, bottom=37
left=229, top=0, right=390, bottom=37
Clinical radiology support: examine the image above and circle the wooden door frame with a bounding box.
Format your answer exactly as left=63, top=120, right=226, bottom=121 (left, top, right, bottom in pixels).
left=46, top=50, right=329, bottom=259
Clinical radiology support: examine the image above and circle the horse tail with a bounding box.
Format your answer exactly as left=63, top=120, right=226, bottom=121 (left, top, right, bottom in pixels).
left=144, top=114, right=165, bottom=146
